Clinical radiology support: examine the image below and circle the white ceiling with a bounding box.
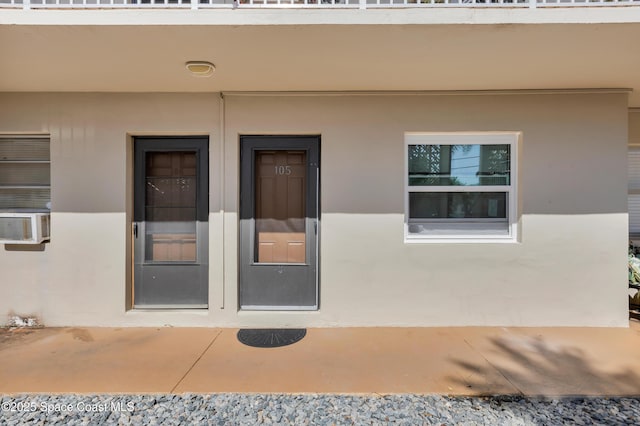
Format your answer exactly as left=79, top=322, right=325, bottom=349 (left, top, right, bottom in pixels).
left=1, top=21, right=640, bottom=106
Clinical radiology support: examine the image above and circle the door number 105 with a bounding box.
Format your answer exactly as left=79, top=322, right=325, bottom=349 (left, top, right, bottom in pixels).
left=275, top=165, right=292, bottom=175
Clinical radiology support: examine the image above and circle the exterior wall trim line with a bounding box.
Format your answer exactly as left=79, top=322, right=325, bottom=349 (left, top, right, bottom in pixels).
left=222, top=88, right=632, bottom=97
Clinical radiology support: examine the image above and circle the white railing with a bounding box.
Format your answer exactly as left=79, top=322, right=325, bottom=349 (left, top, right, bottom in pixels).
left=0, top=0, right=638, bottom=9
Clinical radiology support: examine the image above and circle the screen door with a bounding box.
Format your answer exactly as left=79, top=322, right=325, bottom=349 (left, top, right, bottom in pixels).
left=239, top=136, right=319, bottom=310
left=133, top=137, right=208, bottom=308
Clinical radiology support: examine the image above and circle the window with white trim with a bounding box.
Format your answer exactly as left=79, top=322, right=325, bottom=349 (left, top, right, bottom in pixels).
left=405, top=132, right=519, bottom=242
left=0, top=135, right=51, bottom=211
left=0, top=135, right=51, bottom=244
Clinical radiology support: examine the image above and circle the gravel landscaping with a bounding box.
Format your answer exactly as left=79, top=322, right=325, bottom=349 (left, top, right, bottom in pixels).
left=1, top=394, right=639, bottom=425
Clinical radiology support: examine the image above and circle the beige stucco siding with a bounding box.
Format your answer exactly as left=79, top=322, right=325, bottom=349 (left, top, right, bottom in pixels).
left=0, top=93, right=221, bottom=326
left=0, top=92, right=629, bottom=327
left=224, top=93, right=628, bottom=327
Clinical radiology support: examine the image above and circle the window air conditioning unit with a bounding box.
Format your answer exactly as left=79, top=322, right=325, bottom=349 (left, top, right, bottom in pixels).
left=0, top=212, right=50, bottom=244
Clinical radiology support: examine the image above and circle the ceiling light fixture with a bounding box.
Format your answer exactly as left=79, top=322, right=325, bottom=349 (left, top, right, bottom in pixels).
left=185, top=61, right=215, bottom=77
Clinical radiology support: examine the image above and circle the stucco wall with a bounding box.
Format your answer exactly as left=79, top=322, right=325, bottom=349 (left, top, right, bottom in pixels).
left=0, top=93, right=221, bottom=326
left=0, top=92, right=629, bottom=327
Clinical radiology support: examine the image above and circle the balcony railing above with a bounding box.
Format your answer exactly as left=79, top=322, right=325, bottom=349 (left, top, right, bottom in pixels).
left=1, top=0, right=638, bottom=9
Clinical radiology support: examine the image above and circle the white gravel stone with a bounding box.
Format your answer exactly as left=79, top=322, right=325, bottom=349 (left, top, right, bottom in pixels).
left=1, top=394, right=639, bottom=425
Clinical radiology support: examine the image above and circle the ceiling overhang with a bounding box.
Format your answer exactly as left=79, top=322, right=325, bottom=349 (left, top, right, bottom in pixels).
left=1, top=15, right=640, bottom=106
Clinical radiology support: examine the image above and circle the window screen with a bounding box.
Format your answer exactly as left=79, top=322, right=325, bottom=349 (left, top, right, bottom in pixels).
left=0, top=136, right=51, bottom=211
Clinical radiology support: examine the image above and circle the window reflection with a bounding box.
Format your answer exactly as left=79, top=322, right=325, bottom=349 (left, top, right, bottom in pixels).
left=144, top=151, right=197, bottom=262
left=409, top=192, right=507, bottom=219
left=408, top=144, right=510, bottom=186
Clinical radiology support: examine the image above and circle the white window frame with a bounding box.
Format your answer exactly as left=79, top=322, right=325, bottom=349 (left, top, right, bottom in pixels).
left=0, top=134, right=51, bottom=244
left=404, top=132, right=520, bottom=243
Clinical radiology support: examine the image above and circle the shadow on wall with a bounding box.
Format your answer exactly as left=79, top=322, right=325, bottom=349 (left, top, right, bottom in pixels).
left=4, top=244, right=46, bottom=252
left=449, top=335, right=640, bottom=397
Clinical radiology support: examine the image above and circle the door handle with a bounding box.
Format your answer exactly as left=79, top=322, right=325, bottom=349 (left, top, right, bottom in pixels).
left=133, top=223, right=138, bottom=239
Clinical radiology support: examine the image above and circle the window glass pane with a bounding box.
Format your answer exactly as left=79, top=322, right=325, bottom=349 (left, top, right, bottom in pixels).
left=630, top=195, right=640, bottom=234
left=408, top=144, right=510, bottom=186
left=145, top=177, right=196, bottom=212
left=0, top=163, right=50, bottom=186
left=255, top=150, right=307, bottom=264
left=144, top=151, right=197, bottom=262
left=0, top=138, right=50, bottom=161
left=0, top=188, right=50, bottom=210
left=0, top=136, right=51, bottom=212
left=409, top=192, right=507, bottom=219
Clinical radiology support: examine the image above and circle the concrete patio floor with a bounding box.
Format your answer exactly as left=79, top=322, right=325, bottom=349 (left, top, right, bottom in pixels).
left=1, top=321, right=639, bottom=396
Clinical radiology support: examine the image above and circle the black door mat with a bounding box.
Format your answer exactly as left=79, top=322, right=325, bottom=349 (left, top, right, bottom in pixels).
left=237, top=328, right=307, bottom=348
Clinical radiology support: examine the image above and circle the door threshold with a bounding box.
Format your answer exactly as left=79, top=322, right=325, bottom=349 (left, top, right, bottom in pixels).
left=240, top=305, right=318, bottom=311
left=132, top=305, right=208, bottom=310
